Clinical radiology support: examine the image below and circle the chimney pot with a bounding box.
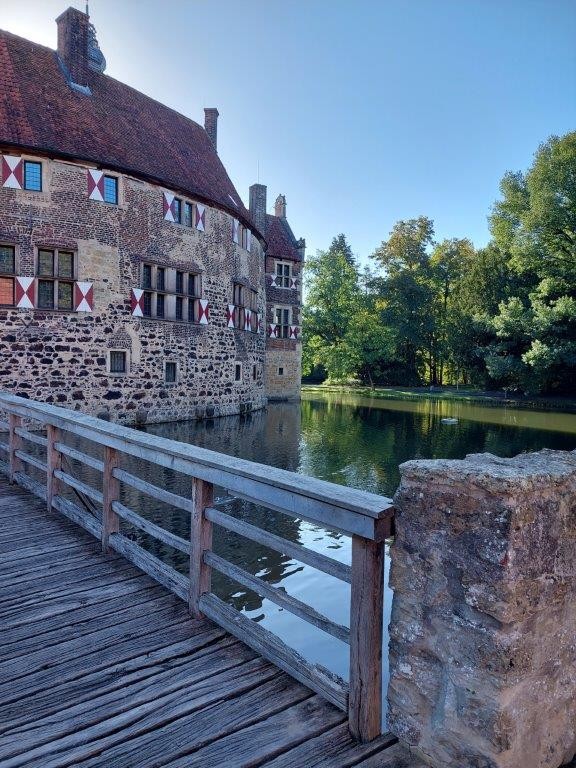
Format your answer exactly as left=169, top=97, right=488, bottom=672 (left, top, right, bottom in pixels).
left=56, top=6, right=90, bottom=88
left=204, top=108, right=219, bottom=151
left=274, top=194, right=287, bottom=219
left=249, top=183, right=267, bottom=235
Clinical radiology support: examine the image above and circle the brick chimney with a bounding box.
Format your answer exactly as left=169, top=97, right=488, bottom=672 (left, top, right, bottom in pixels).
left=56, top=6, right=90, bottom=88
left=249, top=183, right=267, bottom=235
left=274, top=194, right=287, bottom=218
left=204, top=108, right=219, bottom=151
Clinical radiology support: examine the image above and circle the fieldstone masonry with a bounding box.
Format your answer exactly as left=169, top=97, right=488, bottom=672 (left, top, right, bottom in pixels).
left=388, top=449, right=576, bottom=768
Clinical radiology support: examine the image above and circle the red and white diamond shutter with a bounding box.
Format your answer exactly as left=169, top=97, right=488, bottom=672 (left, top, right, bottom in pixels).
left=198, top=299, right=209, bottom=324
left=232, top=219, right=239, bottom=244
left=195, top=204, right=206, bottom=232
left=289, top=325, right=300, bottom=339
left=2, top=156, right=23, bottom=189
left=268, top=323, right=278, bottom=338
left=270, top=274, right=279, bottom=288
left=163, top=192, right=175, bottom=222
left=244, top=309, right=252, bottom=332
left=87, top=170, right=104, bottom=201
left=289, top=277, right=297, bottom=289
left=74, top=282, right=94, bottom=312
left=257, top=313, right=262, bottom=334
left=15, top=277, right=35, bottom=308
left=131, top=289, right=144, bottom=317
left=227, top=304, right=235, bottom=328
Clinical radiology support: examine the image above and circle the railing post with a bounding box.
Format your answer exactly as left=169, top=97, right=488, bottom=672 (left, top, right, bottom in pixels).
left=189, top=477, right=214, bottom=618
left=8, top=413, right=23, bottom=483
left=102, top=446, right=120, bottom=552
left=46, top=425, right=62, bottom=511
left=348, top=534, right=385, bottom=742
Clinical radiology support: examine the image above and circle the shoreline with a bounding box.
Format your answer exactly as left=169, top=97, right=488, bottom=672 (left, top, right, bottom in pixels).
left=301, top=384, right=576, bottom=414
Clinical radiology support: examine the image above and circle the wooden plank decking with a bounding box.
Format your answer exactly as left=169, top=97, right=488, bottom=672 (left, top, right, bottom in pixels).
left=0, top=475, right=423, bottom=768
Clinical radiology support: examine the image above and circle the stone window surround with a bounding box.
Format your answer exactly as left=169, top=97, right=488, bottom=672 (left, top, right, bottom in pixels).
left=35, top=246, right=77, bottom=312
left=168, top=196, right=203, bottom=231
left=107, top=349, right=130, bottom=376
left=234, top=361, right=242, bottom=383
left=164, top=360, right=178, bottom=384
left=23, top=159, right=43, bottom=192
left=102, top=174, right=119, bottom=205
left=273, top=304, right=292, bottom=339
left=274, top=260, right=293, bottom=288
left=231, top=282, right=258, bottom=331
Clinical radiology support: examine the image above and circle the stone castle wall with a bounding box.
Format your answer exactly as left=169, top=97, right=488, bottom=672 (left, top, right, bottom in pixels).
left=0, top=153, right=267, bottom=424
left=388, top=449, right=576, bottom=768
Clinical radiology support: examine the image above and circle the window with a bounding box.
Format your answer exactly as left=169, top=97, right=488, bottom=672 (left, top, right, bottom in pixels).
left=0, top=245, right=15, bottom=306
left=23, top=161, right=42, bottom=191
left=165, top=361, right=177, bottom=383
left=184, top=202, right=194, bottom=228
left=140, top=263, right=203, bottom=323
left=103, top=175, right=118, bottom=205
left=232, top=283, right=258, bottom=330
left=235, top=363, right=242, bottom=382
left=278, top=367, right=284, bottom=376
left=142, top=264, right=152, bottom=289
left=275, top=261, right=292, bottom=288
left=109, top=350, right=127, bottom=374
left=274, top=306, right=291, bottom=338
left=172, top=198, right=182, bottom=224
left=36, top=249, right=75, bottom=310
left=252, top=364, right=257, bottom=381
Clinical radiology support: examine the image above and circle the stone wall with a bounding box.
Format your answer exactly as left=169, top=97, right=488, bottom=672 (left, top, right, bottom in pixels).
left=0, top=154, right=266, bottom=424
left=388, top=449, right=576, bottom=768
left=265, top=256, right=302, bottom=401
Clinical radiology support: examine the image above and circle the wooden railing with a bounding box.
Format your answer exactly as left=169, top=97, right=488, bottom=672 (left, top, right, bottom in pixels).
left=0, top=393, right=394, bottom=742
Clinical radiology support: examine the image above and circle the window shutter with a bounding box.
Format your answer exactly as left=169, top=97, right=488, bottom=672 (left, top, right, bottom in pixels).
left=131, top=288, right=144, bottom=316
left=290, top=277, right=297, bottom=289
left=2, top=156, right=23, bottom=189
left=198, top=299, right=209, bottom=324
left=74, top=282, right=94, bottom=312
left=87, top=169, right=104, bottom=201
left=257, top=312, right=262, bottom=334
left=270, top=274, right=279, bottom=288
left=195, top=204, right=206, bottom=231
left=227, top=304, right=235, bottom=328
left=244, top=309, right=252, bottom=332
left=268, top=323, right=278, bottom=338
left=246, top=230, right=252, bottom=252
left=15, top=277, right=35, bottom=308
left=289, top=325, right=300, bottom=339
left=232, top=219, right=239, bottom=244
left=163, top=192, right=175, bottom=222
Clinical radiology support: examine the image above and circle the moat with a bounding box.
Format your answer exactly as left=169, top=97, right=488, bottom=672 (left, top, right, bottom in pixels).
left=114, top=390, right=576, bottom=717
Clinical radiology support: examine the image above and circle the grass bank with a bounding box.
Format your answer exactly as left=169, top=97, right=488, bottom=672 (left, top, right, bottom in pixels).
left=301, top=384, right=576, bottom=413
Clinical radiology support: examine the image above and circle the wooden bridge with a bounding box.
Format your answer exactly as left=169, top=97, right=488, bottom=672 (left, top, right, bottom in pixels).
left=0, top=394, right=425, bottom=768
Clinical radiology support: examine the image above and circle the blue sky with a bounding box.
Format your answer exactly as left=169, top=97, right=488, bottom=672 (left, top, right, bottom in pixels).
left=4, top=0, right=576, bottom=264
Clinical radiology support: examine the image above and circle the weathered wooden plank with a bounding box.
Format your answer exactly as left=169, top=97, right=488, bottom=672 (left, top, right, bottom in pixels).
left=0, top=542, right=96, bottom=576
left=353, top=742, right=428, bottom=767
left=14, top=427, right=48, bottom=448
left=13, top=449, right=47, bottom=473
left=12, top=470, right=47, bottom=501
left=55, top=441, right=104, bottom=472
left=102, top=446, right=119, bottom=552
left=264, top=723, right=398, bottom=767
left=53, top=468, right=104, bottom=505
left=46, top=425, right=61, bottom=514
left=0, top=626, right=225, bottom=734
left=189, top=478, right=213, bottom=617
left=0, top=539, right=86, bottom=568
left=0, top=640, right=255, bottom=761
left=8, top=413, right=23, bottom=482
left=108, top=533, right=188, bottom=601
left=0, top=551, right=102, bottom=587
left=163, top=695, right=345, bottom=768
left=112, top=500, right=189, bottom=554
left=349, top=535, right=385, bottom=742
left=205, top=506, right=352, bottom=583
left=204, top=551, right=350, bottom=644
left=52, top=495, right=102, bottom=538
left=43, top=673, right=307, bottom=768
left=112, top=467, right=194, bottom=512
left=200, top=593, right=349, bottom=711
left=0, top=439, right=10, bottom=454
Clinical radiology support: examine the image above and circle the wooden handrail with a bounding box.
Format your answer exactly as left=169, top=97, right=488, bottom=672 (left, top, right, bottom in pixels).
left=0, top=392, right=393, bottom=743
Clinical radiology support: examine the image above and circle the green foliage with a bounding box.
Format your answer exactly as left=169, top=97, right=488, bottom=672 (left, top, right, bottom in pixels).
left=302, top=131, right=576, bottom=394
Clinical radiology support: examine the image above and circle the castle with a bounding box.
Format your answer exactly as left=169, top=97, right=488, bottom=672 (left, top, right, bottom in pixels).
left=0, top=6, right=303, bottom=424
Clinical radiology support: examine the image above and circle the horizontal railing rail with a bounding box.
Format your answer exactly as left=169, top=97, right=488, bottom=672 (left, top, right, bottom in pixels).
left=0, top=392, right=394, bottom=742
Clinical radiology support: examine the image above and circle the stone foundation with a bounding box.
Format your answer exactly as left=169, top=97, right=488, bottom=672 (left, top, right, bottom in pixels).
left=388, top=449, right=576, bottom=768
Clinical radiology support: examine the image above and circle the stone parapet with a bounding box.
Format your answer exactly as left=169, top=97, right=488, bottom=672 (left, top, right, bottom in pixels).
left=388, top=449, right=576, bottom=768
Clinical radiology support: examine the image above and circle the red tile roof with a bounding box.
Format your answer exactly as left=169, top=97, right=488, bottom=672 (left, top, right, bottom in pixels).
left=265, top=214, right=302, bottom=261
left=0, top=30, right=260, bottom=236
